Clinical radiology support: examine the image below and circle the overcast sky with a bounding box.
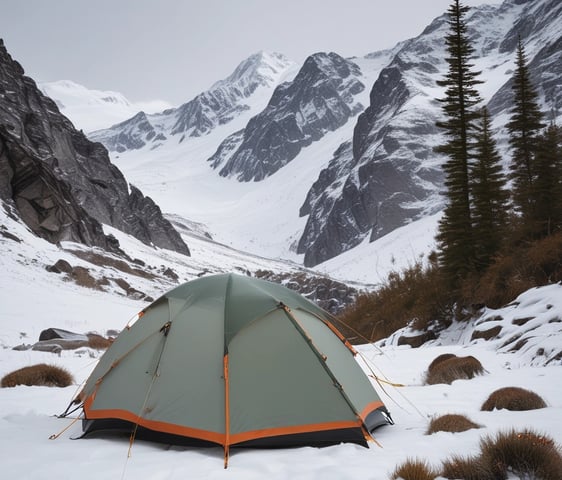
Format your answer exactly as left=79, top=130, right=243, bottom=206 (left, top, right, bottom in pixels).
left=1, top=0, right=501, bottom=106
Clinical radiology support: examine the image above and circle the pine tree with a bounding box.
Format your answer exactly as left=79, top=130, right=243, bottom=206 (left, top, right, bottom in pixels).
left=506, top=38, right=544, bottom=226
left=533, top=123, right=562, bottom=236
left=435, top=0, right=483, bottom=284
left=470, top=107, right=510, bottom=269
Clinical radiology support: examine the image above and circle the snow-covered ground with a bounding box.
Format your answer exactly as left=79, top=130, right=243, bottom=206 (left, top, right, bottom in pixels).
left=1, top=203, right=561, bottom=480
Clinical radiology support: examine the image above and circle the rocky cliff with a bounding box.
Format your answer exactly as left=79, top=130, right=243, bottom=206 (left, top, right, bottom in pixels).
left=0, top=39, right=189, bottom=255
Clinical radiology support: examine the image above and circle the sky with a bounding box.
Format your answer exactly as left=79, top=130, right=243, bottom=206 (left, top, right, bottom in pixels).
left=1, top=0, right=501, bottom=106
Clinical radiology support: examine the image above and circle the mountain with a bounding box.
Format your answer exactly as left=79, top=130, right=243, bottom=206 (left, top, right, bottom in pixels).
left=89, top=51, right=296, bottom=153
left=45, top=0, right=562, bottom=278
left=209, top=52, right=365, bottom=181
left=0, top=39, right=189, bottom=255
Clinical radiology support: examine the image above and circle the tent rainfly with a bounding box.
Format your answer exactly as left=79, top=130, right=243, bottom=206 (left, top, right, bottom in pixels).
left=72, top=274, right=392, bottom=465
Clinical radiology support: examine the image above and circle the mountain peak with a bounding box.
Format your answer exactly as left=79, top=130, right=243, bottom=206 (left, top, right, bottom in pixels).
left=211, top=51, right=295, bottom=93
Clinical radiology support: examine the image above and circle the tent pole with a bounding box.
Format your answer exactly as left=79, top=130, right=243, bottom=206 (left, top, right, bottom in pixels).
left=223, top=353, right=230, bottom=469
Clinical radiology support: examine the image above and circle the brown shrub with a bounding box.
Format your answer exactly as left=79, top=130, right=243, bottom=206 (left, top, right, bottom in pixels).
left=441, top=454, right=494, bottom=480
left=481, top=386, right=547, bottom=411
left=479, top=429, right=562, bottom=480
left=427, top=353, right=457, bottom=372
left=389, top=458, right=438, bottom=480
left=462, top=232, right=562, bottom=309
left=87, top=333, right=113, bottom=350
left=425, top=355, right=485, bottom=385
left=1, top=364, right=74, bottom=388
left=426, top=414, right=481, bottom=435
left=339, top=258, right=453, bottom=343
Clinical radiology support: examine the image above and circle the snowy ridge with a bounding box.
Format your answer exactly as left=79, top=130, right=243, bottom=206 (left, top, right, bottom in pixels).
left=209, top=51, right=294, bottom=96
left=209, top=51, right=367, bottom=181
left=383, top=283, right=562, bottom=368
left=39, top=80, right=171, bottom=132
left=89, top=51, right=297, bottom=153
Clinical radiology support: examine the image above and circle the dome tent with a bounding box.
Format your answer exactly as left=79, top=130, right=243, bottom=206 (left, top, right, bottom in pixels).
left=75, top=274, right=391, bottom=464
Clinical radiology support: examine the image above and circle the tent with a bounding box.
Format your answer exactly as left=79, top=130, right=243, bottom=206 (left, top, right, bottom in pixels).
left=75, top=273, right=391, bottom=463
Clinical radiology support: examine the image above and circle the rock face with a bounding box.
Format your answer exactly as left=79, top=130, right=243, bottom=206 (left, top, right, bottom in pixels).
left=209, top=52, right=365, bottom=181
left=0, top=39, right=189, bottom=254
left=90, top=51, right=294, bottom=152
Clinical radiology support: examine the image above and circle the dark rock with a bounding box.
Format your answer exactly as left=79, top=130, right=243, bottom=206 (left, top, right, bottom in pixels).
left=47, top=259, right=73, bottom=274
left=397, top=331, right=437, bottom=348
left=253, top=269, right=359, bottom=315
left=39, top=327, right=87, bottom=342
left=162, top=267, right=179, bottom=281
left=471, top=325, right=503, bottom=341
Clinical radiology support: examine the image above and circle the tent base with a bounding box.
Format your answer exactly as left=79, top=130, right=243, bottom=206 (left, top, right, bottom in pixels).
left=81, top=418, right=380, bottom=449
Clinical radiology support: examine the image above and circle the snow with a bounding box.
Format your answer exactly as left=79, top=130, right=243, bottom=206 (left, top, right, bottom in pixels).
left=317, top=212, right=441, bottom=286
left=1, top=200, right=561, bottom=479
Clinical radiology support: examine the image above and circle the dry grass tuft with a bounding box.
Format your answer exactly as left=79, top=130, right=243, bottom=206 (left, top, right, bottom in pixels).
left=426, top=413, right=481, bottom=435
left=1, top=363, right=74, bottom=388
left=425, top=355, right=485, bottom=385
left=481, top=386, right=547, bottom=411
left=389, top=457, right=438, bottom=480
left=479, top=429, right=562, bottom=480
left=339, top=258, right=453, bottom=343
left=426, top=353, right=457, bottom=372
left=392, top=430, right=562, bottom=480
left=441, top=454, right=494, bottom=480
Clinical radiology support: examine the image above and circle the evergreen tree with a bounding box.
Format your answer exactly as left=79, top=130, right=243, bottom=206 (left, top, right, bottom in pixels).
left=506, top=38, right=544, bottom=225
left=435, top=0, right=483, bottom=284
left=470, top=107, right=510, bottom=269
left=533, top=123, right=562, bottom=236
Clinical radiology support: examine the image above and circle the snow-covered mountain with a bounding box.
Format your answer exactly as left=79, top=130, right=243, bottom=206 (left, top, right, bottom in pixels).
left=39, top=80, right=171, bottom=133
left=89, top=51, right=297, bottom=153
left=210, top=52, right=366, bottom=181
left=74, top=0, right=562, bottom=273
left=21, top=0, right=562, bottom=285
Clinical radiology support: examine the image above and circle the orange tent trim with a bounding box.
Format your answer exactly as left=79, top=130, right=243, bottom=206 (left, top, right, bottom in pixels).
left=83, top=394, right=379, bottom=447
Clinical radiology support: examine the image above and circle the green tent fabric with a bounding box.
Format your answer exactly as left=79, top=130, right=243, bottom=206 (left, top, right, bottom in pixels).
left=78, top=273, right=391, bottom=459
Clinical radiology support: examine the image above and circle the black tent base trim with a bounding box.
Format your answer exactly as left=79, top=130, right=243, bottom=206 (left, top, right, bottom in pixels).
left=81, top=417, right=390, bottom=449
